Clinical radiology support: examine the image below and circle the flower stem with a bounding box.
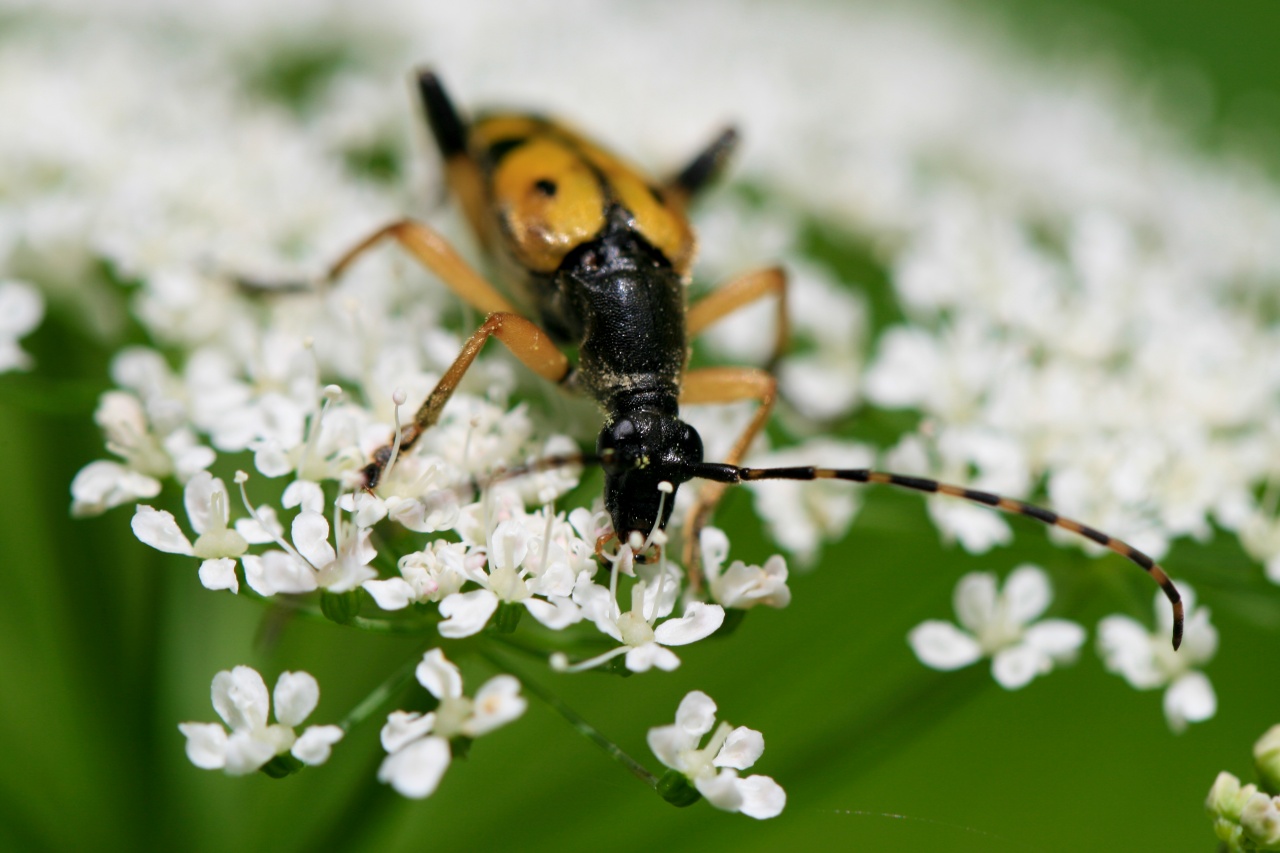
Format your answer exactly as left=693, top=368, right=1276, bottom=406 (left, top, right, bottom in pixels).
left=339, top=651, right=421, bottom=733
left=238, top=584, right=439, bottom=634
left=479, top=647, right=658, bottom=788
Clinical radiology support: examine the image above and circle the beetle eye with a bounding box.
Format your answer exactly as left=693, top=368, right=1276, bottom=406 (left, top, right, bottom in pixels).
left=598, top=418, right=638, bottom=474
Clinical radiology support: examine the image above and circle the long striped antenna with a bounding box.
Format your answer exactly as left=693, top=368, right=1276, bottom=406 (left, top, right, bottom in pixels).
left=693, top=462, right=1184, bottom=650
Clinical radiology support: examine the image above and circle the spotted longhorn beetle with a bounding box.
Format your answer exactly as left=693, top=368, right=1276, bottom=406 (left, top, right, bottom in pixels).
left=322, top=70, right=1182, bottom=649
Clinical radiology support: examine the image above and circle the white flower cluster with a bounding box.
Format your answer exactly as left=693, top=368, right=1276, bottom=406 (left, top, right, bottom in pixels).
left=1205, top=724, right=1280, bottom=850
left=11, top=0, right=1273, bottom=822
left=1208, top=772, right=1280, bottom=852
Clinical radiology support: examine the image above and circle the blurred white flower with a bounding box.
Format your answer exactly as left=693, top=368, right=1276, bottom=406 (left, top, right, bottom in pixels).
left=700, top=527, right=790, bottom=610
left=0, top=280, right=44, bottom=372
left=909, top=565, right=1085, bottom=689
left=71, top=390, right=215, bottom=517
left=1097, top=584, right=1217, bottom=732
left=179, top=667, right=343, bottom=775
left=744, top=439, right=874, bottom=567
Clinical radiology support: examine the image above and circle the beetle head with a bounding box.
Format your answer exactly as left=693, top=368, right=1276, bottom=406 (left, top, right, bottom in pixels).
left=597, top=410, right=703, bottom=542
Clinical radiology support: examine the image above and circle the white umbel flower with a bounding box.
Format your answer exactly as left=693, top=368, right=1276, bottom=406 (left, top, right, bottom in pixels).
left=1097, top=584, right=1217, bottom=732
left=564, top=559, right=725, bottom=673
left=178, top=667, right=343, bottom=775
left=909, top=565, right=1085, bottom=689
left=648, top=690, right=785, bottom=819
left=378, top=649, right=526, bottom=799
left=700, top=527, right=791, bottom=610
left=130, top=471, right=250, bottom=592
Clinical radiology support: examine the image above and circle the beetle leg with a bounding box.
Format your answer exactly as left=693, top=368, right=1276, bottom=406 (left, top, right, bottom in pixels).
left=325, top=219, right=515, bottom=314
left=363, top=312, right=570, bottom=488
left=687, top=266, right=789, bottom=370
left=678, top=366, right=777, bottom=590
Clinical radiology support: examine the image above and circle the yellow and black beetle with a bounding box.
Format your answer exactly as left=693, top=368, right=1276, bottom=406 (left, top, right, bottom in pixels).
left=324, top=70, right=1183, bottom=648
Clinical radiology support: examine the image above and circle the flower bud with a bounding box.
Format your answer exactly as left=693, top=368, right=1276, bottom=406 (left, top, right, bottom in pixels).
left=1256, top=725, right=1280, bottom=794
left=1242, top=792, right=1280, bottom=847
left=1206, top=771, right=1258, bottom=850
left=1207, top=771, right=1255, bottom=820
left=656, top=768, right=702, bottom=808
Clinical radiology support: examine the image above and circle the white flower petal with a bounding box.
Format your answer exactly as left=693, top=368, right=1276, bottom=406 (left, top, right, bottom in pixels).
left=235, top=504, right=283, bottom=544
left=1179, top=602, right=1220, bottom=667
left=437, top=589, right=499, bottom=639
left=273, top=671, right=319, bottom=727
left=953, top=572, right=997, bottom=633
left=252, top=441, right=294, bottom=479
left=647, top=725, right=689, bottom=770
left=72, top=461, right=162, bottom=517
left=674, top=690, right=718, bottom=737
left=363, top=577, right=415, bottom=611
left=700, top=526, right=731, bottom=575
left=908, top=620, right=983, bottom=670
left=212, top=666, right=270, bottom=731
left=1164, top=671, right=1216, bottom=733
left=291, top=511, right=335, bottom=568
left=738, top=774, right=787, bottom=819
left=931, top=502, right=1011, bottom=554
left=283, top=480, right=326, bottom=513
left=415, top=649, right=464, bottom=700
left=130, top=505, right=194, bottom=555
left=1097, top=615, right=1163, bottom=689
left=465, top=675, right=527, bottom=737
left=0, top=280, right=44, bottom=338
left=524, top=596, right=582, bottom=630
left=1022, top=619, right=1086, bottom=662
left=242, top=551, right=318, bottom=596
left=490, top=520, right=531, bottom=571
left=991, top=644, right=1048, bottom=690
left=696, top=768, right=745, bottom=812
left=222, top=729, right=280, bottom=776
left=182, top=471, right=222, bottom=535
left=380, top=710, right=437, bottom=753
left=653, top=602, right=724, bottom=646
left=1003, top=564, right=1052, bottom=624
left=292, top=725, right=344, bottom=766
left=178, top=722, right=228, bottom=770
left=378, top=735, right=451, bottom=799
left=198, top=558, right=239, bottom=593
left=625, top=642, right=681, bottom=672
left=715, top=726, right=765, bottom=771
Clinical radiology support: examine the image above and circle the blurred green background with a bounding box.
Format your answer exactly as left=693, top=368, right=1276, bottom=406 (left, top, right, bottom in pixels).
left=3, top=1, right=1280, bottom=851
